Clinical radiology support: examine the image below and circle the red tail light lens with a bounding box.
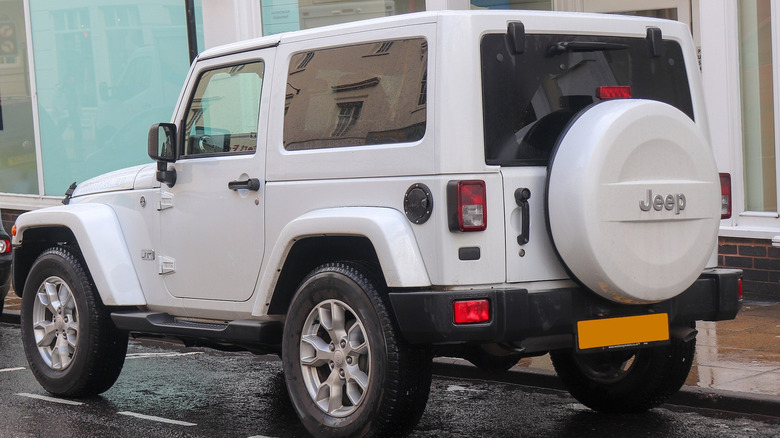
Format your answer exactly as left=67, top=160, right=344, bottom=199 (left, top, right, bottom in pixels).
left=448, top=180, right=487, bottom=232
left=453, top=299, right=490, bottom=324
left=720, top=173, right=732, bottom=219
left=738, top=278, right=743, bottom=300
left=598, top=86, right=631, bottom=99
left=0, top=239, right=9, bottom=254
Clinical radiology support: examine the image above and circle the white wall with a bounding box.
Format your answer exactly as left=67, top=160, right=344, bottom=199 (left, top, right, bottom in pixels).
left=202, top=0, right=263, bottom=49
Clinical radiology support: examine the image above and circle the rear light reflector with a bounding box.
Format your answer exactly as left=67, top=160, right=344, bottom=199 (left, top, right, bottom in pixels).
left=598, top=86, right=631, bottom=99
left=0, top=239, right=8, bottom=254
left=453, top=299, right=490, bottom=324
left=720, top=173, right=732, bottom=219
left=738, top=278, right=743, bottom=300
left=448, top=180, right=487, bottom=232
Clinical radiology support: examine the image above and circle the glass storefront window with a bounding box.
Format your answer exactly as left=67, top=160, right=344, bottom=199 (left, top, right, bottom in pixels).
left=739, top=0, right=777, bottom=212
left=29, top=1, right=201, bottom=196
left=470, top=0, right=550, bottom=10
left=0, top=0, right=39, bottom=194
left=261, top=0, right=425, bottom=35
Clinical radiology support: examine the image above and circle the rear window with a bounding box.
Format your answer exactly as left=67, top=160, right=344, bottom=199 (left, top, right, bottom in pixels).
left=481, top=33, right=694, bottom=166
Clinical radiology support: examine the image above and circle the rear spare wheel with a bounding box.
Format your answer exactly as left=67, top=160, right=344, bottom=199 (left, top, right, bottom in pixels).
left=546, top=99, right=720, bottom=303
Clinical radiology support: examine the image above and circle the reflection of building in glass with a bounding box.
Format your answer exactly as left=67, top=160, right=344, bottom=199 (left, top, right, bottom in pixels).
left=32, top=2, right=194, bottom=195
left=284, top=38, right=427, bottom=150
left=297, top=0, right=398, bottom=30
left=0, top=2, right=39, bottom=195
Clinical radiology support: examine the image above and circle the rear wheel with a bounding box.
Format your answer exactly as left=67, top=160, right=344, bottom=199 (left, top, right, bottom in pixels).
left=282, top=262, right=432, bottom=437
left=464, top=345, right=522, bottom=373
left=550, top=328, right=695, bottom=413
left=20, top=247, right=128, bottom=396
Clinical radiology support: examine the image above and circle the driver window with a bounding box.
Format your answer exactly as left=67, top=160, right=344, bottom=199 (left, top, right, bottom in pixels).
left=183, top=61, right=264, bottom=156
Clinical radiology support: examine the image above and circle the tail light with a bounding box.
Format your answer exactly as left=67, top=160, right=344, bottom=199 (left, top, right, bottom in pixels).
left=738, top=277, right=743, bottom=300
left=453, top=299, right=490, bottom=324
left=448, top=180, right=487, bottom=232
left=0, top=238, right=9, bottom=254
left=720, top=173, right=732, bottom=219
left=598, top=86, right=631, bottom=100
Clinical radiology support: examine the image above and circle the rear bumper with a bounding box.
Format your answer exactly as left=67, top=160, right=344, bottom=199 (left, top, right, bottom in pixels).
left=388, top=268, right=742, bottom=346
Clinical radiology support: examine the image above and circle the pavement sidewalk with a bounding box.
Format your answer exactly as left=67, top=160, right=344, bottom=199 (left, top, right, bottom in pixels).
left=4, top=290, right=779, bottom=417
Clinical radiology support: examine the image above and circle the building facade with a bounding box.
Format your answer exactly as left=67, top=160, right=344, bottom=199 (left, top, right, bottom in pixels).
left=1, top=0, right=778, bottom=297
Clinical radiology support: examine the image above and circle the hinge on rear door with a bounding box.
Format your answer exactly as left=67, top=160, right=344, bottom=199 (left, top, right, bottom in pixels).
left=159, top=256, right=176, bottom=275
left=158, top=192, right=174, bottom=211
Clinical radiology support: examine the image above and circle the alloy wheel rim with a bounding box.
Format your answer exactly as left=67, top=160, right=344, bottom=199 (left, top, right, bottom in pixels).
left=31, top=276, right=79, bottom=370
left=299, top=299, right=371, bottom=417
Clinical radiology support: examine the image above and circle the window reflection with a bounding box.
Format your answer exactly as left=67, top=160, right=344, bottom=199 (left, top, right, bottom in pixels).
left=284, top=38, right=427, bottom=150
left=29, top=1, right=200, bottom=196
left=0, top=0, right=39, bottom=194
left=739, top=0, right=777, bottom=212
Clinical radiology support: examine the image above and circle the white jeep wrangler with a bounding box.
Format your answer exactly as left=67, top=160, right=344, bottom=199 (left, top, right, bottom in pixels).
left=13, top=10, right=742, bottom=437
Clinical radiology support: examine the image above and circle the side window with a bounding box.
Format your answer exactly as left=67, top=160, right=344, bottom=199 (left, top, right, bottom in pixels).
left=183, top=61, right=264, bottom=157
left=284, top=38, right=427, bottom=151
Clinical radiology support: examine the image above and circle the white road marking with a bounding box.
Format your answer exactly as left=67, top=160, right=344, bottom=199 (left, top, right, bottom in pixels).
left=248, top=435, right=277, bottom=438
left=118, top=411, right=196, bottom=426
left=0, top=367, right=26, bottom=372
left=16, top=393, right=84, bottom=405
left=126, top=352, right=203, bottom=359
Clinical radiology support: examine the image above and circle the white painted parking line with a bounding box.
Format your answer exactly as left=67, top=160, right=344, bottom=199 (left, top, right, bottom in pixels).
left=125, top=352, right=204, bottom=359
left=16, top=393, right=84, bottom=406
left=248, top=435, right=277, bottom=438
left=118, top=411, right=197, bottom=426
left=0, top=367, right=25, bottom=372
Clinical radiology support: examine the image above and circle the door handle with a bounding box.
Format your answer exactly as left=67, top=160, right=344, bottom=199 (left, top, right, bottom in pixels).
left=515, top=188, right=531, bottom=245
left=228, top=178, right=261, bottom=191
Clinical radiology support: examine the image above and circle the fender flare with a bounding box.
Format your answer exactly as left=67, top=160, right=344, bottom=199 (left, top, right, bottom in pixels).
left=13, top=204, right=146, bottom=306
left=253, top=207, right=430, bottom=316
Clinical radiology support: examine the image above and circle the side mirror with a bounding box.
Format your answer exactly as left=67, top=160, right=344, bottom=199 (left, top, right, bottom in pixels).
left=148, top=123, right=177, bottom=162
left=148, top=123, right=177, bottom=187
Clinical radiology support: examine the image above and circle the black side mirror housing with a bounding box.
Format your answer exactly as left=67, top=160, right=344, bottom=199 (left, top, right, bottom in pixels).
left=148, top=123, right=178, bottom=187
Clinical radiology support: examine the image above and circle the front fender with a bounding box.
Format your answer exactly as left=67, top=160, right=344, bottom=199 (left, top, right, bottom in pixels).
left=253, top=207, right=430, bottom=316
left=13, top=204, right=146, bottom=306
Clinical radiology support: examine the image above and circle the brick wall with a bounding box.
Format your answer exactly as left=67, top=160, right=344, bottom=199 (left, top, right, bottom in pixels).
left=719, top=236, right=780, bottom=298
left=0, top=209, right=23, bottom=235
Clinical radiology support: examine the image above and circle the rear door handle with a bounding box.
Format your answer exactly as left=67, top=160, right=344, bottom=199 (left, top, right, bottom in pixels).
left=228, top=178, right=261, bottom=191
left=515, top=188, right=531, bottom=245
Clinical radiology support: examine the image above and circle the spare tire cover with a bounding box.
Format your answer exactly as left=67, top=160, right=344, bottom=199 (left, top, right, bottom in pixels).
left=547, top=100, right=720, bottom=304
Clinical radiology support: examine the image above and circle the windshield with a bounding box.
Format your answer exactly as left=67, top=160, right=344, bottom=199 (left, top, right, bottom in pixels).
left=481, top=33, right=694, bottom=166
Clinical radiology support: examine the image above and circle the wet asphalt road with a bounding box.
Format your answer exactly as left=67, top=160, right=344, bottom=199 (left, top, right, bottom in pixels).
left=1, top=322, right=778, bottom=438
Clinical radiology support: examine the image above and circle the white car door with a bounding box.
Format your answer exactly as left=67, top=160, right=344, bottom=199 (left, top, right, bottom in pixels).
left=159, top=53, right=270, bottom=302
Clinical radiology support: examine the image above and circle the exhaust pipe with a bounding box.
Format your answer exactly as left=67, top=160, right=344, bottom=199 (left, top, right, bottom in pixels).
left=670, top=325, right=698, bottom=343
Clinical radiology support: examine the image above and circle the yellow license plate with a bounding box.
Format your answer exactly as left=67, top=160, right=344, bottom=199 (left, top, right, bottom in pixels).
left=577, top=313, right=669, bottom=351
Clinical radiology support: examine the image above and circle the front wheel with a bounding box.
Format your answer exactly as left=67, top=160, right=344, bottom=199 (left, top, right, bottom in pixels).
left=550, top=327, right=695, bottom=413
left=282, top=262, right=432, bottom=437
left=20, top=247, right=128, bottom=397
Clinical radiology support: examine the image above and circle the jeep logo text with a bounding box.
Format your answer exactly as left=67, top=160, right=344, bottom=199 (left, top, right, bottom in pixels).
left=639, top=190, right=686, bottom=214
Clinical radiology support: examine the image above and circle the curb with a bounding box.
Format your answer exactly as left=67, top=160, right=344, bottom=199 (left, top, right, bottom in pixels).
left=431, top=360, right=780, bottom=419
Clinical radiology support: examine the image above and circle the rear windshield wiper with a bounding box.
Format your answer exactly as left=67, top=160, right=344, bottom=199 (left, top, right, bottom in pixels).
left=547, top=41, right=629, bottom=56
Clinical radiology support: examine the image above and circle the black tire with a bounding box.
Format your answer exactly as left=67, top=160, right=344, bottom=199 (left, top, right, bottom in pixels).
left=20, top=246, right=128, bottom=397
left=0, top=278, right=9, bottom=315
left=282, top=262, right=432, bottom=437
left=464, top=346, right=522, bottom=373
left=550, top=328, right=695, bottom=413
